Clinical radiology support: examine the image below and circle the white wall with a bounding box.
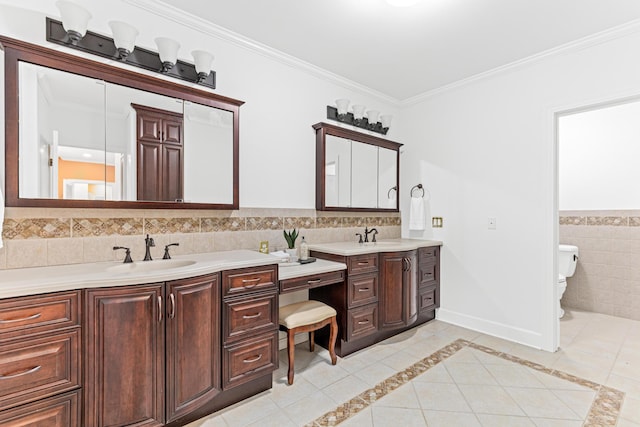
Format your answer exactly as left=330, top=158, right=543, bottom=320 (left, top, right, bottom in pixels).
left=0, top=1, right=400, bottom=209
left=399, top=27, right=640, bottom=351
left=559, top=99, right=640, bottom=210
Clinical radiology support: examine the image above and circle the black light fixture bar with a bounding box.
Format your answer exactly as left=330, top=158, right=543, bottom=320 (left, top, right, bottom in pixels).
left=326, top=105, right=388, bottom=135
left=45, top=18, right=216, bottom=89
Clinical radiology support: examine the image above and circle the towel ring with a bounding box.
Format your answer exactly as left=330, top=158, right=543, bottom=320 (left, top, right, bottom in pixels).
left=387, top=186, right=397, bottom=199
left=410, top=184, right=424, bottom=198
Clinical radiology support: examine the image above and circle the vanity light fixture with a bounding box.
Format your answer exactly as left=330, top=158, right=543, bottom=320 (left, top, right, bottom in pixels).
left=192, top=50, right=215, bottom=83
left=45, top=4, right=216, bottom=89
left=335, top=98, right=350, bottom=119
left=326, top=101, right=392, bottom=135
left=55, top=1, right=91, bottom=44
left=108, top=21, right=138, bottom=60
left=155, top=37, right=180, bottom=73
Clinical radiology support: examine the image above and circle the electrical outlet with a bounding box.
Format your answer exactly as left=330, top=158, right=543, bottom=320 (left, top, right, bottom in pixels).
left=488, top=217, right=497, bottom=230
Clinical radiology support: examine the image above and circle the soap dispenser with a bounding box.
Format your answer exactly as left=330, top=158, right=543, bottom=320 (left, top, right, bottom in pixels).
left=299, top=236, right=309, bottom=261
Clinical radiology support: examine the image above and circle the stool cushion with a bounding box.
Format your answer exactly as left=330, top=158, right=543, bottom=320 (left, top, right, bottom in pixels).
left=279, top=300, right=337, bottom=329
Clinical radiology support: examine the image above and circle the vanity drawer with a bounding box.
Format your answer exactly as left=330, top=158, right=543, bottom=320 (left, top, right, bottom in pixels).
left=348, top=254, right=378, bottom=275
left=418, top=246, right=438, bottom=259
left=279, top=270, right=345, bottom=294
left=223, top=332, right=278, bottom=390
left=0, top=291, right=80, bottom=342
left=222, top=265, right=277, bottom=296
left=418, top=285, right=439, bottom=313
left=347, top=303, right=378, bottom=341
left=0, top=390, right=80, bottom=427
left=347, top=273, right=378, bottom=308
left=0, top=329, right=80, bottom=411
left=223, top=291, right=278, bottom=342
left=418, top=262, right=437, bottom=285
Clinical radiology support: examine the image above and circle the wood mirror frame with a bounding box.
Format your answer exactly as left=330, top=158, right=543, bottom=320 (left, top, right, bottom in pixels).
left=1, top=35, right=243, bottom=209
left=313, top=122, right=402, bottom=212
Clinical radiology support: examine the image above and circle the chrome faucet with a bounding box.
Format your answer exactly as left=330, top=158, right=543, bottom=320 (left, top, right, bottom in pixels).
left=143, top=234, right=155, bottom=261
left=364, top=227, right=378, bottom=243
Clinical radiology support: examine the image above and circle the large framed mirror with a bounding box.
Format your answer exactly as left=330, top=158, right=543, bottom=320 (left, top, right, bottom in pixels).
left=313, top=122, right=401, bottom=212
left=2, top=36, right=242, bottom=209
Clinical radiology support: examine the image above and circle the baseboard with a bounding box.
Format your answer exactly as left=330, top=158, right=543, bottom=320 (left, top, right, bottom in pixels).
left=436, top=308, right=545, bottom=350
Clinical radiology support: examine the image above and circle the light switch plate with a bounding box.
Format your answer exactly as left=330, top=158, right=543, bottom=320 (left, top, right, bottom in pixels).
left=488, top=217, right=497, bottom=230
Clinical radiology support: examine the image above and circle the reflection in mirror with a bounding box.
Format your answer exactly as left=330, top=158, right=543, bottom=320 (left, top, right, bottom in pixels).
left=314, top=122, right=402, bottom=212
left=17, top=61, right=238, bottom=205
left=378, top=148, right=397, bottom=208
left=325, top=135, right=352, bottom=207
left=19, top=62, right=106, bottom=199
left=183, top=101, right=234, bottom=204
left=351, top=142, right=377, bottom=208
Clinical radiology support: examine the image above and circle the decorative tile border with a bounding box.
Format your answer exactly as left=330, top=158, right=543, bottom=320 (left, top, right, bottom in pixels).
left=560, top=215, right=640, bottom=227
left=1, top=214, right=401, bottom=240
left=306, top=339, right=624, bottom=427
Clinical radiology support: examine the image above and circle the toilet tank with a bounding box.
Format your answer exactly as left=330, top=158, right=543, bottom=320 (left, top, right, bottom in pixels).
left=558, top=244, right=579, bottom=278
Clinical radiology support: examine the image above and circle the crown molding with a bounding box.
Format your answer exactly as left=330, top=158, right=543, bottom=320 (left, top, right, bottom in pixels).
left=124, top=0, right=401, bottom=106
left=401, top=18, right=640, bottom=107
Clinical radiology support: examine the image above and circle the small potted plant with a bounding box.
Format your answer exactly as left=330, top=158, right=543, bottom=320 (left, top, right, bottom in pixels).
left=283, top=228, right=299, bottom=259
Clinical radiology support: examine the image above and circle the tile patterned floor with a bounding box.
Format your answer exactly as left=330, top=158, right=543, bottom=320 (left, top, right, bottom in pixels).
left=186, top=309, right=640, bottom=427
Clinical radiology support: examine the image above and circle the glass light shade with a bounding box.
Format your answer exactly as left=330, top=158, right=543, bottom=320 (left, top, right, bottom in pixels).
left=352, top=104, right=366, bottom=120
left=55, top=1, right=92, bottom=39
left=366, top=110, right=380, bottom=124
left=109, top=21, right=138, bottom=53
left=192, top=50, right=214, bottom=75
left=335, top=99, right=350, bottom=115
left=155, top=37, right=180, bottom=66
left=380, top=114, right=393, bottom=128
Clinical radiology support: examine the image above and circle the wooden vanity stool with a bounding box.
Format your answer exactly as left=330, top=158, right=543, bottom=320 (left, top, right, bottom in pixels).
left=278, top=300, right=338, bottom=385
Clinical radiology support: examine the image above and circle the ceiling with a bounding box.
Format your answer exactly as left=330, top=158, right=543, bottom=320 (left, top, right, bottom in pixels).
left=158, top=0, right=640, bottom=102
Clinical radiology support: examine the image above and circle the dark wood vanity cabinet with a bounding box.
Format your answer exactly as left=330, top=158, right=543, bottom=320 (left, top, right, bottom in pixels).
left=311, top=245, right=440, bottom=357
left=221, top=265, right=279, bottom=390
left=84, top=274, right=220, bottom=427
left=0, top=291, right=81, bottom=427
left=379, top=250, right=418, bottom=330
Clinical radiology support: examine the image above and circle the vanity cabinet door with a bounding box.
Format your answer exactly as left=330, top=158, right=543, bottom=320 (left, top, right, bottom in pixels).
left=165, top=274, right=220, bottom=423
left=379, top=250, right=417, bottom=330
left=84, top=284, right=165, bottom=427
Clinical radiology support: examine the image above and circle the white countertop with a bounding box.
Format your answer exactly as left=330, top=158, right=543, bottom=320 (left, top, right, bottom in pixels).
left=0, top=250, right=278, bottom=299
left=277, top=258, right=347, bottom=281
left=308, top=238, right=442, bottom=256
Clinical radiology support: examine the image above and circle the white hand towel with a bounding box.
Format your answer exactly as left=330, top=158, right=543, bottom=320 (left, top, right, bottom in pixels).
left=409, top=196, right=425, bottom=231
left=0, top=186, right=4, bottom=249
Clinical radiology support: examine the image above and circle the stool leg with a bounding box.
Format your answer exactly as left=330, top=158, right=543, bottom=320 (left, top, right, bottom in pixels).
left=309, top=331, right=315, bottom=352
left=328, top=316, right=338, bottom=365
left=287, top=329, right=296, bottom=385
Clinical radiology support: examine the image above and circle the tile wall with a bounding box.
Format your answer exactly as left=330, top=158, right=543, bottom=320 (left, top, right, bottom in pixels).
left=560, top=210, right=640, bottom=321
left=0, top=207, right=401, bottom=270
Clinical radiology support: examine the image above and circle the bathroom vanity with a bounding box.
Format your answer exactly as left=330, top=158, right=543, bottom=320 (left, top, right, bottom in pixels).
left=309, top=239, right=441, bottom=356
left=0, top=240, right=440, bottom=426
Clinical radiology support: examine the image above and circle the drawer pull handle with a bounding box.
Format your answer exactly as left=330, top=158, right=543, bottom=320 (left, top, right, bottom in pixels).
left=307, top=279, right=322, bottom=284
left=241, top=278, right=261, bottom=288
left=157, top=296, right=163, bottom=323
left=242, top=312, right=262, bottom=319
left=0, top=313, right=42, bottom=324
left=357, top=320, right=370, bottom=325
left=357, top=262, right=369, bottom=266
left=358, top=287, right=370, bottom=292
left=0, top=365, right=42, bottom=379
left=243, top=354, right=263, bottom=364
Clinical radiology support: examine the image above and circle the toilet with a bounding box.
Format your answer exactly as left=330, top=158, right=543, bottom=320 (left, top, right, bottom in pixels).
left=558, top=244, right=579, bottom=318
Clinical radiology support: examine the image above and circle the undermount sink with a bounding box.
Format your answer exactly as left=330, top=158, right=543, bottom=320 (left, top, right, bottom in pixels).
left=107, top=259, right=197, bottom=274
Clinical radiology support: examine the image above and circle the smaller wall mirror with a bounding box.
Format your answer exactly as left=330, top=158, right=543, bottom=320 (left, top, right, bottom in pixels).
left=314, top=122, right=401, bottom=212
